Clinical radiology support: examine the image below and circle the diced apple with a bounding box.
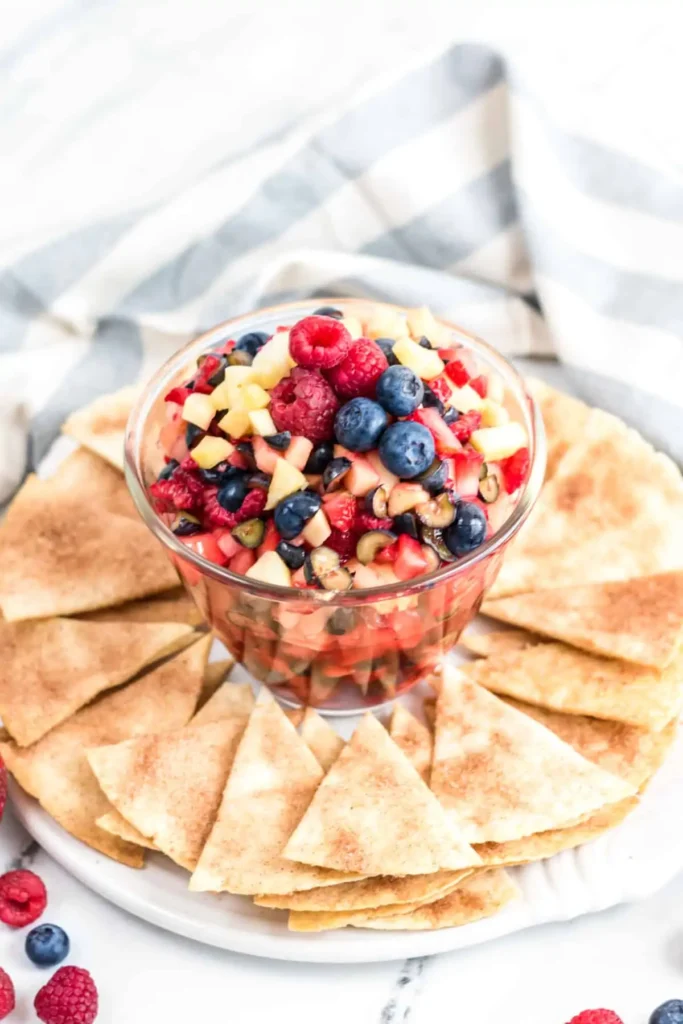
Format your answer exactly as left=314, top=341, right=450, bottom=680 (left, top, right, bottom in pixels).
left=366, top=451, right=398, bottom=493
left=248, top=408, right=278, bottom=436
left=210, top=366, right=256, bottom=410
left=448, top=383, right=484, bottom=413
left=301, top=508, right=332, bottom=547
left=470, top=423, right=528, bottom=461
left=406, top=306, right=450, bottom=347
left=251, top=330, right=295, bottom=388
left=265, top=459, right=308, bottom=510
left=253, top=436, right=282, bottom=475
left=285, top=436, right=314, bottom=471
left=365, top=307, right=406, bottom=340
left=346, top=458, right=380, bottom=497
left=182, top=392, right=215, bottom=429
left=242, top=383, right=271, bottom=411
left=218, top=407, right=251, bottom=440
left=486, top=373, right=505, bottom=404
left=341, top=315, right=363, bottom=339
left=159, top=414, right=186, bottom=459
left=214, top=529, right=241, bottom=560
left=393, top=337, right=444, bottom=381
left=334, top=444, right=359, bottom=462
left=480, top=399, right=510, bottom=428
left=387, top=482, right=431, bottom=517
left=246, top=550, right=292, bottom=587
left=353, top=564, right=381, bottom=589
left=191, top=436, right=235, bottom=469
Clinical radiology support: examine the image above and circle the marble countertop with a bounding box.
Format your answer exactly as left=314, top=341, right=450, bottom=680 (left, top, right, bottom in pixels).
left=1, top=802, right=681, bottom=1024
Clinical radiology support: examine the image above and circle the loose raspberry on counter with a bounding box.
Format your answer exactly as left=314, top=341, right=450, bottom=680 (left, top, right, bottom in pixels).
left=270, top=368, right=339, bottom=442
left=326, top=338, right=389, bottom=399
left=289, top=315, right=351, bottom=369
left=0, top=969, right=14, bottom=1020
left=499, top=446, right=530, bottom=493
left=0, top=870, right=47, bottom=928
left=567, top=1012, right=624, bottom=1024
left=35, top=967, right=99, bottom=1024
left=450, top=409, right=482, bottom=443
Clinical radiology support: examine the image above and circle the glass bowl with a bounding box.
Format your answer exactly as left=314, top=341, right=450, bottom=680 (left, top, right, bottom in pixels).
left=124, top=299, right=546, bottom=714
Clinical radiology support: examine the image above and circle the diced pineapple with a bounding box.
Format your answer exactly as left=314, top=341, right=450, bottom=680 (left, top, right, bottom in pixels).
left=486, top=373, right=505, bottom=404
left=242, top=383, right=271, bottom=411
left=470, top=422, right=528, bottom=461
left=265, top=459, right=308, bottom=510
left=341, top=315, right=364, bottom=340
left=248, top=408, right=277, bottom=436
left=246, top=550, right=292, bottom=587
left=364, top=307, right=405, bottom=340
left=480, top=399, right=510, bottom=427
left=182, top=392, right=215, bottom=429
left=393, top=337, right=444, bottom=381
left=218, top=407, right=252, bottom=439
left=406, top=306, right=450, bottom=347
left=210, top=366, right=257, bottom=410
left=301, top=508, right=331, bottom=547
left=251, top=330, right=296, bottom=389
left=190, top=436, right=235, bottom=469
left=449, top=384, right=484, bottom=413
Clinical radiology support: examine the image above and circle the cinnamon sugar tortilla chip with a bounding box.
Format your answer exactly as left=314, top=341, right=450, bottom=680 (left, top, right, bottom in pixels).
left=193, top=676, right=251, bottom=726
left=0, top=636, right=210, bottom=866
left=300, top=708, right=344, bottom=771
left=190, top=691, right=357, bottom=895
left=62, top=386, right=140, bottom=472
left=254, top=869, right=473, bottom=913
left=482, top=572, right=683, bottom=668
left=50, top=447, right=138, bottom=519
left=388, top=705, right=432, bottom=783
left=196, top=660, right=237, bottom=712
left=353, top=869, right=519, bottom=930
left=96, top=811, right=157, bottom=850
left=459, top=627, right=542, bottom=658
left=285, top=709, right=305, bottom=727
left=430, top=668, right=635, bottom=844
left=465, top=642, right=683, bottom=729
left=526, top=378, right=591, bottom=480
left=489, top=408, right=683, bottom=598
left=0, top=617, right=194, bottom=746
left=80, top=588, right=203, bottom=627
left=284, top=713, right=479, bottom=876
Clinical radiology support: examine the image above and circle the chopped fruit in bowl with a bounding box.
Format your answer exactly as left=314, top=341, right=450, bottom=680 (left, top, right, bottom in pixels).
left=127, top=300, right=543, bottom=711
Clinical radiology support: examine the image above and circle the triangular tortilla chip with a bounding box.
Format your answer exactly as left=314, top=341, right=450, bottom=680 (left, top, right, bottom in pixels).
left=284, top=712, right=479, bottom=876
left=190, top=692, right=356, bottom=895
left=459, top=627, right=541, bottom=658
left=430, top=669, right=635, bottom=844
left=0, top=617, right=195, bottom=746
left=80, top=588, right=203, bottom=627
left=254, top=869, right=473, bottom=913
left=465, top=642, right=683, bottom=729
left=482, top=572, right=683, bottom=669
left=192, top=681, right=253, bottom=726
left=505, top=698, right=677, bottom=789
left=62, top=386, right=140, bottom=471
left=285, top=709, right=305, bottom=727
left=50, top=447, right=138, bottom=519
left=0, top=471, right=179, bottom=620
left=88, top=714, right=250, bottom=871
left=0, top=636, right=210, bottom=865
left=354, top=869, right=519, bottom=930
left=96, top=811, right=157, bottom=850
left=388, top=705, right=432, bottom=783
left=476, top=797, right=640, bottom=866
left=490, top=408, right=683, bottom=597
left=300, top=709, right=344, bottom=771
left=526, top=378, right=591, bottom=480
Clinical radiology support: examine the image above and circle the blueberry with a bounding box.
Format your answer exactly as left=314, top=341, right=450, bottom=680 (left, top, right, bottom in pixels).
left=422, top=385, right=445, bottom=415
left=418, top=335, right=433, bottom=349
left=25, top=924, right=70, bottom=968
left=264, top=432, right=291, bottom=451
left=443, top=406, right=459, bottom=425
left=185, top=423, right=204, bottom=448
left=276, top=540, right=307, bottom=570
left=335, top=398, right=388, bottom=453
left=650, top=1001, right=683, bottom=1024
left=375, top=337, right=399, bottom=365
left=378, top=422, right=435, bottom=479
left=217, top=473, right=249, bottom=512
left=443, top=501, right=487, bottom=557
left=274, top=491, right=322, bottom=540
left=198, top=462, right=240, bottom=485
left=158, top=459, right=179, bottom=481
left=172, top=515, right=203, bottom=536
left=235, top=331, right=269, bottom=357
left=313, top=306, right=343, bottom=320
left=375, top=366, right=424, bottom=417
left=304, top=441, right=334, bottom=475
left=207, top=354, right=229, bottom=387
left=393, top=512, right=420, bottom=540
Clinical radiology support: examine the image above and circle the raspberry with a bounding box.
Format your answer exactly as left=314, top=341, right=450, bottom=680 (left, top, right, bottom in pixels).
left=0, top=969, right=14, bottom=1020
left=444, top=359, right=470, bottom=387
left=450, top=410, right=482, bottom=443
left=567, top=1012, right=623, bottom=1024
left=270, top=368, right=339, bottom=443
left=35, top=967, right=98, bottom=1024
left=469, top=374, right=488, bottom=398
left=0, top=870, right=47, bottom=927
left=179, top=454, right=198, bottom=472
left=325, top=529, right=358, bottom=564
left=355, top=511, right=394, bottom=533
left=326, top=339, right=389, bottom=399
left=149, top=468, right=203, bottom=512
left=203, top=486, right=267, bottom=528
left=289, top=316, right=351, bottom=369
left=499, top=446, right=530, bottom=493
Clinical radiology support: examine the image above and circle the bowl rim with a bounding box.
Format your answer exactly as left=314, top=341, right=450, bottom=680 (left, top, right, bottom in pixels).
left=124, top=298, right=546, bottom=605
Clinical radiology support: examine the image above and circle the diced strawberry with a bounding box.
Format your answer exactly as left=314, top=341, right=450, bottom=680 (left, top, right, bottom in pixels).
left=159, top=415, right=187, bottom=459
left=450, top=409, right=482, bottom=443
left=375, top=540, right=398, bottom=564
left=345, top=457, right=380, bottom=497
left=252, top=436, right=280, bottom=475
left=229, top=548, right=257, bottom=575
left=407, top=407, right=461, bottom=456
left=442, top=456, right=456, bottom=489
left=228, top=448, right=252, bottom=471
left=165, top=385, right=194, bottom=406
left=257, top=519, right=281, bottom=557
left=452, top=449, right=484, bottom=497
left=284, top=436, right=314, bottom=471
left=469, top=374, right=488, bottom=398
left=499, top=446, right=530, bottom=493
left=180, top=533, right=229, bottom=566
left=322, top=491, right=357, bottom=532
left=393, top=534, right=430, bottom=581
left=444, top=359, right=471, bottom=387
left=427, top=375, right=454, bottom=405
left=437, top=348, right=455, bottom=363
left=219, top=339, right=236, bottom=354
left=214, top=529, right=241, bottom=561
left=194, top=354, right=224, bottom=392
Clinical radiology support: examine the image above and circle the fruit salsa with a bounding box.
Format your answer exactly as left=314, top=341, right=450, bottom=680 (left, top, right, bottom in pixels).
left=146, top=302, right=534, bottom=710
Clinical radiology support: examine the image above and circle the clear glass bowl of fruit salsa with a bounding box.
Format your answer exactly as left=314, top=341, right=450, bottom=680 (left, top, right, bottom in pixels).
left=124, top=299, right=545, bottom=713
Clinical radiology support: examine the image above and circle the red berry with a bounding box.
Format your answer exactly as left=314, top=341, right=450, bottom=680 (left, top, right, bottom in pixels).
left=164, top=385, right=194, bottom=406
left=444, top=359, right=471, bottom=387
left=426, top=375, right=453, bottom=405
left=149, top=468, right=203, bottom=512
left=450, top=410, right=482, bottom=443
left=325, top=529, right=357, bottom=564
left=393, top=534, right=430, bottom=581
left=326, top=339, right=388, bottom=399
left=469, top=374, right=488, bottom=398
left=289, top=316, right=351, bottom=369
left=0, top=969, right=14, bottom=1020
left=355, top=511, right=394, bottom=533
left=0, top=870, right=47, bottom=928
left=179, top=532, right=228, bottom=566
left=35, top=967, right=99, bottom=1024
left=194, top=353, right=224, bottom=391
left=567, top=1012, right=623, bottom=1024
left=499, top=446, right=530, bottom=493
left=408, top=407, right=461, bottom=456
left=270, top=368, right=339, bottom=442
left=322, top=492, right=357, bottom=532
left=203, top=486, right=267, bottom=528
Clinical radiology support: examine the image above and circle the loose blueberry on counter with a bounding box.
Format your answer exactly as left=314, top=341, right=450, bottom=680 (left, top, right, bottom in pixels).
left=185, top=423, right=204, bottom=449
left=378, top=421, right=435, bottom=479
left=264, top=432, right=291, bottom=451
left=25, top=924, right=70, bottom=968
left=334, top=398, right=388, bottom=453
left=375, top=338, right=399, bottom=365
left=443, top=501, right=487, bottom=556
left=274, top=490, right=322, bottom=539
left=304, top=441, right=334, bottom=475
left=158, top=459, right=179, bottom=481
left=650, top=1001, right=683, bottom=1024
left=217, top=474, right=249, bottom=512
left=235, top=331, right=269, bottom=357
left=276, top=540, right=307, bottom=570
left=376, top=366, right=424, bottom=416
left=312, top=306, right=344, bottom=319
